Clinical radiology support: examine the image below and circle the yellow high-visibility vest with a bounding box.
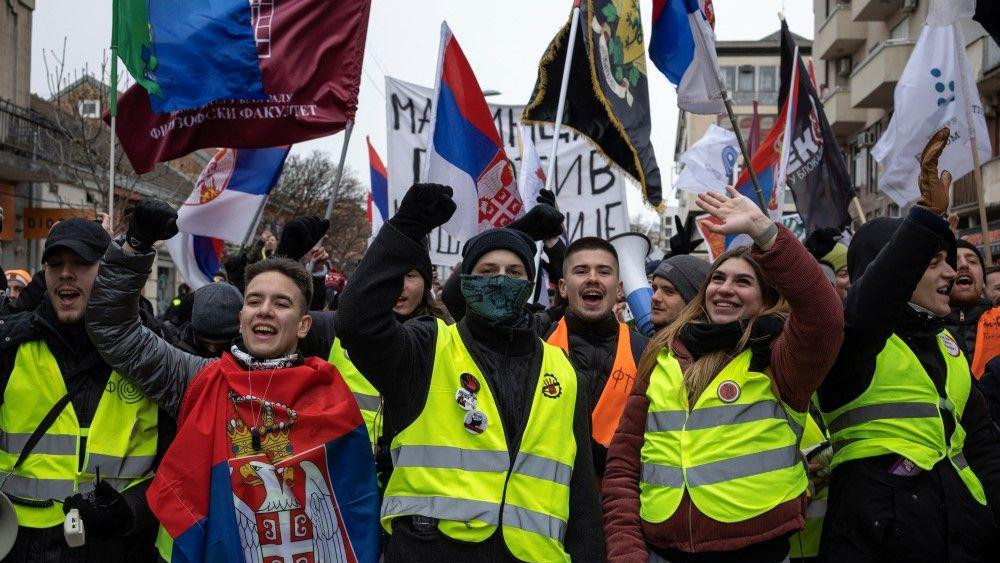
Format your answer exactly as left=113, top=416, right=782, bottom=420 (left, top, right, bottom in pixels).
left=328, top=337, right=381, bottom=451
left=382, top=321, right=577, bottom=563
left=0, top=341, right=159, bottom=527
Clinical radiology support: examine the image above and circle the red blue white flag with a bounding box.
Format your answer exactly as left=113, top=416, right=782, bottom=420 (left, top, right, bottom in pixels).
left=176, top=146, right=290, bottom=244
left=164, top=233, right=224, bottom=290
left=366, top=137, right=389, bottom=236
left=423, top=22, right=523, bottom=242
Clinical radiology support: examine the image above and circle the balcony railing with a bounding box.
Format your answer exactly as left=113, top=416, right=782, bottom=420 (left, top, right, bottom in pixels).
left=0, top=98, right=68, bottom=165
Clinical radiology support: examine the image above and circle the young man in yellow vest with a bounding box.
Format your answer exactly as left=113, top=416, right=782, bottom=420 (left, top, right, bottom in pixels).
left=0, top=217, right=168, bottom=562
left=336, top=183, right=605, bottom=563
left=817, top=129, right=1000, bottom=562
left=543, top=237, right=647, bottom=482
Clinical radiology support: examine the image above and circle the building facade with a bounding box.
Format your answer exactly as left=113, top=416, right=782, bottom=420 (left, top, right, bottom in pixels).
left=673, top=30, right=812, bottom=226
left=0, top=4, right=210, bottom=311
left=813, top=0, right=1000, bottom=251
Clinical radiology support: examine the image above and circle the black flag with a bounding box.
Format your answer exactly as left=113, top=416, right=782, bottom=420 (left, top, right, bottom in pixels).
left=522, top=1, right=663, bottom=207
left=974, top=1, right=1000, bottom=47
left=777, top=20, right=855, bottom=235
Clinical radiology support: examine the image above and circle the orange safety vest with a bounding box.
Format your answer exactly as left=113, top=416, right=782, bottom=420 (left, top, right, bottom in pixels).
left=547, top=318, right=637, bottom=446
left=972, top=307, right=1000, bottom=378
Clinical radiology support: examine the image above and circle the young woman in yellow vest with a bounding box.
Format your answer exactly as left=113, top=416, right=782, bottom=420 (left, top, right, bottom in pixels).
left=336, top=184, right=605, bottom=563
left=816, top=129, right=1000, bottom=563
left=602, top=187, right=844, bottom=563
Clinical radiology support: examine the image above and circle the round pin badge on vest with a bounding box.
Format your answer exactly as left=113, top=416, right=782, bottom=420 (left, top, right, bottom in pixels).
left=717, top=380, right=741, bottom=403
left=455, top=388, right=477, bottom=411
left=464, top=409, right=488, bottom=435
left=460, top=373, right=481, bottom=394
left=941, top=334, right=961, bottom=357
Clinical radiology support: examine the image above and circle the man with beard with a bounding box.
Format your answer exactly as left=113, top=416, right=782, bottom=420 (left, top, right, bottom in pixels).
left=943, top=239, right=989, bottom=357
left=0, top=217, right=170, bottom=562
left=544, top=237, right=647, bottom=481
left=649, top=255, right=710, bottom=330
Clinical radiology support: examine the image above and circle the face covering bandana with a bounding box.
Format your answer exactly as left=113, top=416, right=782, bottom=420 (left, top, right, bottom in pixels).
left=460, top=274, right=533, bottom=325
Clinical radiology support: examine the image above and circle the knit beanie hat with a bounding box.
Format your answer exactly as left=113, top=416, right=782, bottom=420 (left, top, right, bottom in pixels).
left=821, top=243, right=848, bottom=273
left=956, top=238, right=986, bottom=278
left=191, top=282, right=243, bottom=340
left=653, top=254, right=711, bottom=303
left=461, top=228, right=536, bottom=280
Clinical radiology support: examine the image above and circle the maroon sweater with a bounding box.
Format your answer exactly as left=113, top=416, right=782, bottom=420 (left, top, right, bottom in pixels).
left=602, top=227, right=844, bottom=561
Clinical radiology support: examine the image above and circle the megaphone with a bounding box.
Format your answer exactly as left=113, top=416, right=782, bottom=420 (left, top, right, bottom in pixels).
left=0, top=493, right=18, bottom=558
left=609, top=232, right=655, bottom=337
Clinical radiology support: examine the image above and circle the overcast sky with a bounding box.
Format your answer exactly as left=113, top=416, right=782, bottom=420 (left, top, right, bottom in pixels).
left=30, top=0, right=814, bottom=224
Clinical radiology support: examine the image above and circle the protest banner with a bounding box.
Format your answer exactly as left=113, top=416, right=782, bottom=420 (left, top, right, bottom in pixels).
left=385, top=77, right=631, bottom=266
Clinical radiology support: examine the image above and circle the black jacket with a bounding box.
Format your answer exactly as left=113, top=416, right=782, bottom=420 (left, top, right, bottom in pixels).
left=0, top=299, right=172, bottom=563
left=336, top=222, right=605, bottom=563
left=542, top=311, right=647, bottom=478
left=943, top=298, right=991, bottom=359
left=818, top=207, right=1000, bottom=562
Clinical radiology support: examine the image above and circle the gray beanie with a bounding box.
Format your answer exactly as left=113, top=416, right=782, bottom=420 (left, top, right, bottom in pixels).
left=653, top=255, right=711, bottom=303
left=461, top=228, right=537, bottom=280
left=191, top=282, right=243, bottom=339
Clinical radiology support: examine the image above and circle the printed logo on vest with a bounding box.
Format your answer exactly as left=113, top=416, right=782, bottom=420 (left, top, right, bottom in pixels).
left=460, top=372, right=481, bottom=394
left=464, top=410, right=488, bottom=434
left=541, top=374, right=562, bottom=399
left=717, top=380, right=741, bottom=403
left=941, top=334, right=961, bottom=357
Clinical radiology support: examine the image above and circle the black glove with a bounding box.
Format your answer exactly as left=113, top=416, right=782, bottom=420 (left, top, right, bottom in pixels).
left=387, top=183, right=456, bottom=242
left=63, top=480, right=133, bottom=537
left=668, top=215, right=702, bottom=256
left=276, top=216, right=330, bottom=261
left=803, top=227, right=841, bottom=261
left=126, top=199, right=178, bottom=253
left=536, top=189, right=558, bottom=210
left=508, top=204, right=564, bottom=242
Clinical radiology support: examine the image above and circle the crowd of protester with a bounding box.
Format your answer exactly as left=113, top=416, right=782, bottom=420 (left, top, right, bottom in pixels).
left=0, top=128, right=997, bottom=563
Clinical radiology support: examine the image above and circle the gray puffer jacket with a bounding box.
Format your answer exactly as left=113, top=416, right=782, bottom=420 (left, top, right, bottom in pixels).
left=86, top=241, right=210, bottom=417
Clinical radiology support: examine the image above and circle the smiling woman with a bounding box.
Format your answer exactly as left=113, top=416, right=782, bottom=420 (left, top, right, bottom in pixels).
left=602, top=187, right=845, bottom=562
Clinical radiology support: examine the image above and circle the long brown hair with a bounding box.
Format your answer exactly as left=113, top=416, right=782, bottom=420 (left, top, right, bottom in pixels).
left=636, top=246, right=787, bottom=406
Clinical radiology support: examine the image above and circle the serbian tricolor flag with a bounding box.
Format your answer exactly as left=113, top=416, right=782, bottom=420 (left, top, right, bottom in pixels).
left=423, top=22, right=523, bottom=242
left=649, top=0, right=726, bottom=115
left=366, top=137, right=388, bottom=236
left=723, top=54, right=800, bottom=249
left=177, top=146, right=290, bottom=244
left=150, top=355, right=379, bottom=563
left=164, top=233, right=224, bottom=290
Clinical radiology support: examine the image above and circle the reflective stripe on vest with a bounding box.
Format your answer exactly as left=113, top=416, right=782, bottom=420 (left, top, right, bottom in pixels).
left=820, top=332, right=987, bottom=505
left=547, top=318, right=637, bottom=447
left=639, top=349, right=808, bottom=525
left=789, top=408, right=829, bottom=559
left=382, top=320, right=577, bottom=563
left=0, top=341, right=159, bottom=527
left=328, top=338, right=381, bottom=452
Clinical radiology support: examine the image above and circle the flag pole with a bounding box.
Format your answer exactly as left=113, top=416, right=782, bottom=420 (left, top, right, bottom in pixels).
left=108, top=45, right=119, bottom=228
left=240, top=193, right=271, bottom=250
left=952, top=23, right=992, bottom=266
left=688, top=9, right=767, bottom=210
left=850, top=197, right=867, bottom=226
left=543, top=0, right=582, bottom=192
left=325, top=120, right=355, bottom=221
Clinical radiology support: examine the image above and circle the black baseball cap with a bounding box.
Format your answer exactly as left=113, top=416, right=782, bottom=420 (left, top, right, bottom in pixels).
left=42, top=217, right=111, bottom=264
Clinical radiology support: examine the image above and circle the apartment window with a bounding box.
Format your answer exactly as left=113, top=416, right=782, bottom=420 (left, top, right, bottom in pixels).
left=854, top=146, right=868, bottom=192
left=737, top=66, right=755, bottom=92
left=759, top=66, right=777, bottom=92
left=78, top=99, right=101, bottom=118
left=721, top=66, right=736, bottom=92
left=888, top=203, right=900, bottom=217
left=890, top=19, right=910, bottom=40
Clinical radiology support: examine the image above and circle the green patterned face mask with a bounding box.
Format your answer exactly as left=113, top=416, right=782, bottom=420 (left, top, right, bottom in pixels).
left=460, top=274, right=533, bottom=325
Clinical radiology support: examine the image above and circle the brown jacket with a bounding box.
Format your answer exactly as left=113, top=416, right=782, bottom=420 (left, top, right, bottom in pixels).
left=602, top=227, right=844, bottom=560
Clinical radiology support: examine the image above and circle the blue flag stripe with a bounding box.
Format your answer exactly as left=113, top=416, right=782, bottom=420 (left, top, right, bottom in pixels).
left=433, top=81, right=500, bottom=182
left=649, top=0, right=698, bottom=85
left=228, top=147, right=291, bottom=196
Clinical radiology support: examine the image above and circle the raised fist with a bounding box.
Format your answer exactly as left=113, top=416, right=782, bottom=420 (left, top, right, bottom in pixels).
left=389, top=183, right=457, bottom=242
left=126, top=199, right=178, bottom=253
left=508, top=204, right=564, bottom=242
left=917, top=127, right=952, bottom=216
left=276, top=217, right=330, bottom=261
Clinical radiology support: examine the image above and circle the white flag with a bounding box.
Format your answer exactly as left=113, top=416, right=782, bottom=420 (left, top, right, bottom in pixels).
left=517, top=124, right=546, bottom=211
left=872, top=20, right=991, bottom=206
left=674, top=124, right=739, bottom=193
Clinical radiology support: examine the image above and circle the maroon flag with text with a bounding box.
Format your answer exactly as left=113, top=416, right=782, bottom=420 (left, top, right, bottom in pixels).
left=112, top=0, right=372, bottom=173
